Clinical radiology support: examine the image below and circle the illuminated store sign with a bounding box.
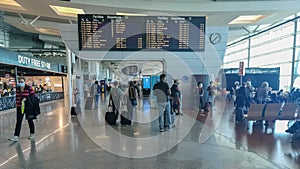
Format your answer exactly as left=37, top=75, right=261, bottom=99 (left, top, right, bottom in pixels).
left=18, top=55, right=51, bottom=70
left=0, top=48, right=58, bottom=72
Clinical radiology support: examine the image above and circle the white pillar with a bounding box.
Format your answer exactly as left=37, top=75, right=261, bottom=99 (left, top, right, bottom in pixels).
left=96, top=62, right=100, bottom=80
left=66, top=47, right=73, bottom=110
left=78, top=57, right=82, bottom=73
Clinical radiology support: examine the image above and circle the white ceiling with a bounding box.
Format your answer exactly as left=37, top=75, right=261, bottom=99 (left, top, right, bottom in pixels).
left=0, top=0, right=300, bottom=46
left=102, top=60, right=163, bottom=80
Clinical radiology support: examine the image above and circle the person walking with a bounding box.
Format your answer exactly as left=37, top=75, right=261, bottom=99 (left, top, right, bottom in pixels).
left=109, top=81, right=124, bottom=123
left=90, top=80, right=101, bottom=108
left=153, top=74, right=172, bottom=132
left=9, top=77, right=35, bottom=142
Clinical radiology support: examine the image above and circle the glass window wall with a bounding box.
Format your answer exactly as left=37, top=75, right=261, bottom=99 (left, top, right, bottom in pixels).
left=224, top=15, right=300, bottom=90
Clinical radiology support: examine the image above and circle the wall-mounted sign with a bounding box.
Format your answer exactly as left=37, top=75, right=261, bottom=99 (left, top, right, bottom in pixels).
left=18, top=55, right=51, bottom=70
left=142, top=75, right=151, bottom=89
left=78, top=15, right=206, bottom=51
left=238, top=62, right=245, bottom=76
left=182, top=76, right=189, bottom=83
left=121, top=65, right=138, bottom=76
left=0, top=48, right=58, bottom=72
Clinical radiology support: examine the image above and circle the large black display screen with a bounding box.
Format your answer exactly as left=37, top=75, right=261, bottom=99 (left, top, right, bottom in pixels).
left=78, top=14, right=206, bottom=51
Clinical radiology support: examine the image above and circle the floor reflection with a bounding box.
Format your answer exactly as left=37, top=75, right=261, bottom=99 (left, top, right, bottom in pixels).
left=1, top=97, right=300, bottom=168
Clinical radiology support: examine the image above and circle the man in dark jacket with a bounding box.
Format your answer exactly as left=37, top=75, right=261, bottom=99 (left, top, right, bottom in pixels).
left=153, top=74, right=172, bottom=132
left=236, top=82, right=251, bottom=109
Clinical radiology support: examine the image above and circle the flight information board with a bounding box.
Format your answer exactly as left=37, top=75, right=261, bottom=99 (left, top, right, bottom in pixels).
left=78, top=14, right=206, bottom=51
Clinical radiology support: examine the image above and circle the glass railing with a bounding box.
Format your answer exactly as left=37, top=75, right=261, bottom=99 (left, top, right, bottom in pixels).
left=0, top=92, right=64, bottom=111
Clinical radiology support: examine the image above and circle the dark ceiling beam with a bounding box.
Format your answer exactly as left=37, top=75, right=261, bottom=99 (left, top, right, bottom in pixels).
left=9, top=48, right=66, bottom=52
left=242, top=26, right=251, bottom=34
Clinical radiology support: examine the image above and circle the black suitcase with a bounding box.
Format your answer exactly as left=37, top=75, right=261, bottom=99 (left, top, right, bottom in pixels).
left=236, top=107, right=247, bottom=122
left=105, top=111, right=117, bottom=125
left=70, top=106, right=77, bottom=116
left=121, top=111, right=132, bottom=125
left=85, top=96, right=94, bottom=110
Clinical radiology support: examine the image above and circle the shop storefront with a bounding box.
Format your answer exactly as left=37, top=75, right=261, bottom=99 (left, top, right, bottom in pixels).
left=0, top=48, right=67, bottom=112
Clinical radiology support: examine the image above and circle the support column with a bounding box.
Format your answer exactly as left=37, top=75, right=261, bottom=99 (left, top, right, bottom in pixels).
left=247, top=38, right=251, bottom=68
left=14, top=66, right=18, bottom=86
left=66, top=47, right=73, bottom=110
left=78, top=57, right=82, bottom=73
left=291, top=18, right=297, bottom=88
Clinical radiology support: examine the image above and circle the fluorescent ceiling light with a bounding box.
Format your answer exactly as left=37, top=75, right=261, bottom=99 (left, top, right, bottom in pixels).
left=229, top=15, right=265, bottom=24
left=49, top=5, right=85, bottom=18
left=116, top=12, right=147, bottom=16
left=35, top=27, right=60, bottom=36
left=0, top=0, right=26, bottom=10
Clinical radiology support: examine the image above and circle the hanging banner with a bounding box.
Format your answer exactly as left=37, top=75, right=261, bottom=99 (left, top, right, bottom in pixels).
left=238, top=62, right=245, bottom=76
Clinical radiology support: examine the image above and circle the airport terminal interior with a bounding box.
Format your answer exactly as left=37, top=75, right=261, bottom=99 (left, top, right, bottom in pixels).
left=1, top=0, right=300, bottom=169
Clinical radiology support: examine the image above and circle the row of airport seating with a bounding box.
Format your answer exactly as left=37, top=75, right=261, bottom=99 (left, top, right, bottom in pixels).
left=243, top=103, right=299, bottom=122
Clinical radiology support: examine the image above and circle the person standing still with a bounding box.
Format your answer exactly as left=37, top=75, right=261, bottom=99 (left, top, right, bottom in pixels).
left=128, top=81, right=137, bottom=123
left=9, top=77, right=35, bottom=142
left=153, top=74, right=172, bottom=132
left=171, top=79, right=182, bottom=115
left=110, top=81, right=124, bottom=123
left=194, top=82, right=204, bottom=112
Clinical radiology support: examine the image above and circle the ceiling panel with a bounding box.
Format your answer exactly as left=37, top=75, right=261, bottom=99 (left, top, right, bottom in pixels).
left=0, top=0, right=299, bottom=53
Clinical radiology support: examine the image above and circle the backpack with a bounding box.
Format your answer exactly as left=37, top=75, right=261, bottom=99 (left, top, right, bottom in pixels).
left=25, top=94, right=41, bottom=119
left=170, top=84, right=177, bottom=97
left=97, top=85, right=101, bottom=94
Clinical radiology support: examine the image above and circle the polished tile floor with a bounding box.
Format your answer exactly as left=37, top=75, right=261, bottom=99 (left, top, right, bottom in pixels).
left=0, top=95, right=299, bottom=169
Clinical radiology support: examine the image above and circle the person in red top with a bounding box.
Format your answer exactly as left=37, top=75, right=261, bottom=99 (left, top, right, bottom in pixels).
left=9, top=77, right=35, bottom=142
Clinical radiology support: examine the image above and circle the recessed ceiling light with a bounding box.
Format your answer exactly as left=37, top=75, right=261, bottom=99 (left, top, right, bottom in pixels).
left=116, top=12, right=147, bottom=16
left=229, top=15, right=265, bottom=24
left=49, top=5, right=85, bottom=18
left=0, top=0, right=26, bottom=10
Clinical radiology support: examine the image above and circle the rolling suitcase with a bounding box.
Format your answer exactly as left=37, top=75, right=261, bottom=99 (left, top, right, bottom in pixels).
left=85, top=96, right=94, bottom=110
left=121, top=111, right=132, bottom=125
left=105, top=111, right=117, bottom=125
left=235, top=108, right=244, bottom=122
left=70, top=106, right=77, bottom=116
left=236, top=107, right=247, bottom=122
